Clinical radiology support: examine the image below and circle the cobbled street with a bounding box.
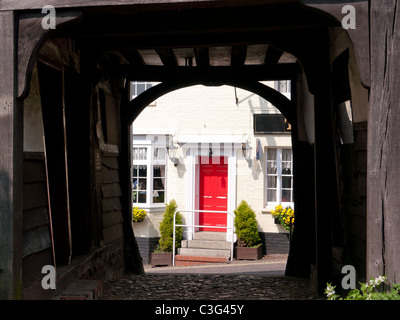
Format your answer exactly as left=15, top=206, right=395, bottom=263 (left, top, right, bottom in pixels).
left=101, top=255, right=321, bottom=300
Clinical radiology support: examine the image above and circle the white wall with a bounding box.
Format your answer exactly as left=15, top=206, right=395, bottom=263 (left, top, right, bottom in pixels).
left=132, top=83, right=291, bottom=237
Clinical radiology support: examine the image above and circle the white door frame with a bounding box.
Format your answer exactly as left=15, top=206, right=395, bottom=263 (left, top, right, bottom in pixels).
left=184, top=143, right=238, bottom=242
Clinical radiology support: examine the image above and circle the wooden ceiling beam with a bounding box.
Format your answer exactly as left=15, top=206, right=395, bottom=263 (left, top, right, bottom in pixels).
left=1, top=0, right=298, bottom=11
left=194, top=47, right=210, bottom=67
left=231, top=45, right=247, bottom=67
left=264, top=45, right=284, bottom=65
left=155, top=48, right=178, bottom=67
left=123, top=64, right=300, bottom=82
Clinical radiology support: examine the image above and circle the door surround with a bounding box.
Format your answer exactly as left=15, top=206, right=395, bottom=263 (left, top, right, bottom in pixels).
left=184, top=142, right=237, bottom=241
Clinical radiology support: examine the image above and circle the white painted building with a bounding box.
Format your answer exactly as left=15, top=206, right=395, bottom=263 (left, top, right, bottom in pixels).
left=130, top=81, right=293, bottom=263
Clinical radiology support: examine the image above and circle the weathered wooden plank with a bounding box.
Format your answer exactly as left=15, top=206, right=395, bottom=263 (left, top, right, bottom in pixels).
left=23, top=159, right=46, bottom=183
left=22, top=248, right=52, bottom=289
left=101, top=183, right=122, bottom=198
left=0, top=11, right=23, bottom=300
left=22, top=225, right=52, bottom=258
left=103, top=223, right=123, bottom=244
left=102, top=167, right=120, bottom=184
left=23, top=182, right=48, bottom=211
left=18, top=11, right=83, bottom=99
left=0, top=0, right=291, bottom=10
left=300, top=0, right=370, bottom=88
left=102, top=211, right=123, bottom=229
left=102, top=197, right=123, bottom=213
left=23, top=207, right=49, bottom=231
left=368, top=0, right=400, bottom=284
left=23, top=152, right=45, bottom=160
left=38, top=62, right=72, bottom=266
left=101, top=156, right=119, bottom=169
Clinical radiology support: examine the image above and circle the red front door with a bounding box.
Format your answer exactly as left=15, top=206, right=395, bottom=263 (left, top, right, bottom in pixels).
left=199, top=157, right=228, bottom=232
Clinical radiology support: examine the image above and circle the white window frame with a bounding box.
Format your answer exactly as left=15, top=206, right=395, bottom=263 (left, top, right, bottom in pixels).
left=265, top=147, right=294, bottom=208
left=132, top=142, right=167, bottom=208
left=275, top=80, right=291, bottom=100
left=130, top=81, right=156, bottom=106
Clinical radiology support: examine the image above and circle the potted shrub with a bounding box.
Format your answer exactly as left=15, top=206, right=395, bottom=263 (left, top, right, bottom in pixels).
left=151, top=199, right=183, bottom=267
left=234, top=200, right=263, bottom=260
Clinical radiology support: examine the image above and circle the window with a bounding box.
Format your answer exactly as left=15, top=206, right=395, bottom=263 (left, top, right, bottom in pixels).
left=266, top=148, right=293, bottom=207
left=132, top=144, right=167, bottom=206
left=130, top=81, right=153, bottom=99
left=254, top=114, right=291, bottom=134
left=275, top=80, right=291, bottom=99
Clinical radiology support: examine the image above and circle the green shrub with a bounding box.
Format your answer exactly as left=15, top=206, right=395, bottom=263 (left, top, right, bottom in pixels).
left=158, top=199, right=183, bottom=253
left=325, top=275, right=400, bottom=300
left=234, top=200, right=261, bottom=247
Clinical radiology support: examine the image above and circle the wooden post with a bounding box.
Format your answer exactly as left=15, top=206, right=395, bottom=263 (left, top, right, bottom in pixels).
left=0, top=11, right=23, bottom=299
left=285, top=74, right=316, bottom=279
left=120, top=82, right=145, bottom=275
left=368, top=0, right=400, bottom=285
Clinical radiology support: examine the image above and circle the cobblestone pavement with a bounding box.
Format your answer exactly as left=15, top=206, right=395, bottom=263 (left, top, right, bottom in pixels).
left=101, top=255, right=321, bottom=300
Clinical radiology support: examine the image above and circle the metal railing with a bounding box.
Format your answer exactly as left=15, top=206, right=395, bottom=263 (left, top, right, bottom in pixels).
left=172, top=209, right=235, bottom=266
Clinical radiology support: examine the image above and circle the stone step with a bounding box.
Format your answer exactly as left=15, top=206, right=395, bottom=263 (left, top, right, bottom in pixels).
left=174, top=255, right=228, bottom=266
left=178, top=247, right=231, bottom=259
left=193, top=231, right=227, bottom=241
left=181, top=239, right=231, bottom=250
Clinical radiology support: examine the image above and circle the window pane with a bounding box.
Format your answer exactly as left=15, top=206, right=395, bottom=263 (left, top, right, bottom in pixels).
left=282, top=162, right=292, bottom=175
left=267, top=189, right=276, bottom=202
left=133, top=178, right=138, bottom=190
left=153, top=165, right=165, bottom=177
left=267, top=176, right=277, bottom=188
left=282, top=176, right=292, bottom=188
left=137, top=83, right=146, bottom=95
left=153, top=191, right=165, bottom=203
left=132, top=166, right=138, bottom=177
left=154, top=148, right=166, bottom=161
left=267, top=149, right=277, bottom=160
left=282, top=189, right=292, bottom=202
left=267, top=161, right=277, bottom=174
left=133, top=147, right=147, bottom=160
left=282, top=149, right=291, bottom=161
left=138, top=178, right=146, bottom=190
left=138, top=191, right=146, bottom=203
left=138, top=166, right=147, bottom=177
left=153, top=177, right=165, bottom=190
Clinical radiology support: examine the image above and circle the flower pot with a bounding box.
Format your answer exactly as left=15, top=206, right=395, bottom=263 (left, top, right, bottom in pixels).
left=151, top=252, right=173, bottom=267
left=235, top=245, right=263, bottom=260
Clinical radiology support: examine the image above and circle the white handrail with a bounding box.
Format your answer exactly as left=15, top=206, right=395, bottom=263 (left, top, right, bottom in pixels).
left=172, top=210, right=235, bottom=266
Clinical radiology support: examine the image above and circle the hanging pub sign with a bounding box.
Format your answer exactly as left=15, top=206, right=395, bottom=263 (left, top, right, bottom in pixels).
left=254, top=114, right=291, bottom=134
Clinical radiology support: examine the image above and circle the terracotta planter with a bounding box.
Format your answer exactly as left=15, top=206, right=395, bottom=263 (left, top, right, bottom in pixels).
left=236, top=245, right=263, bottom=260
left=151, top=252, right=173, bottom=267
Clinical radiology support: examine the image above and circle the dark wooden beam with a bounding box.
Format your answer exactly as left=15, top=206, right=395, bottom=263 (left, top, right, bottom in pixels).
left=0, top=11, right=23, bottom=300
left=155, top=48, right=178, bottom=67
left=367, top=0, right=400, bottom=285
left=264, top=45, right=283, bottom=65
left=0, top=0, right=297, bottom=10
left=17, top=10, right=83, bottom=99
left=194, top=47, right=210, bottom=67
left=120, top=49, right=145, bottom=66
left=231, top=45, right=247, bottom=67
left=128, top=76, right=295, bottom=125
left=300, top=0, right=370, bottom=88
left=124, top=64, right=300, bottom=81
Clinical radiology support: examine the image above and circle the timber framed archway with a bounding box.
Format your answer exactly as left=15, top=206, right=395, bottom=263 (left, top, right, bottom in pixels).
left=4, top=0, right=397, bottom=300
